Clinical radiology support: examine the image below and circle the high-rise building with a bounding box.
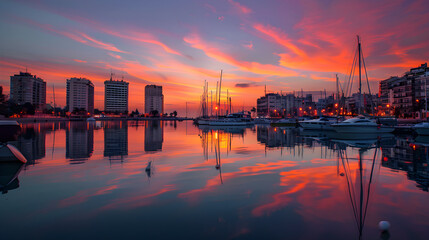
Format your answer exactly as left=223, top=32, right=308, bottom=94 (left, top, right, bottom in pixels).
left=66, top=77, right=94, bottom=114
left=145, top=85, right=163, bottom=114
left=104, top=77, right=129, bottom=113
left=10, top=72, right=46, bottom=109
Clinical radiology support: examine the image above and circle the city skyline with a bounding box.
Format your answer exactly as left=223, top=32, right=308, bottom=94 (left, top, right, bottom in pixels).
left=1, top=0, right=429, bottom=114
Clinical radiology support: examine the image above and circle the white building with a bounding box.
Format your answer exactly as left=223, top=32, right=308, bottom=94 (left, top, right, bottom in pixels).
left=10, top=72, right=46, bottom=109
left=104, top=78, right=129, bottom=113
left=66, top=77, right=94, bottom=114
left=145, top=85, right=163, bottom=115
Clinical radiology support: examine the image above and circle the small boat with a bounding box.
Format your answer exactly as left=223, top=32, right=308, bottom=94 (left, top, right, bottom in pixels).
left=299, top=117, right=337, bottom=130
left=0, top=120, right=21, bottom=142
left=86, top=117, right=96, bottom=122
left=332, top=117, right=394, bottom=133
left=271, top=118, right=297, bottom=127
left=0, top=144, right=27, bottom=163
left=413, top=122, right=429, bottom=135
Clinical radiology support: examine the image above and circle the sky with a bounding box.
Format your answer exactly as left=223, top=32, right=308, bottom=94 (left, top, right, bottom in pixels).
left=0, top=0, right=428, bottom=115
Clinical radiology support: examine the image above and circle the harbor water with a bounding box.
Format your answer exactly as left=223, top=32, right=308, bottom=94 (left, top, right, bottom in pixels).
left=0, top=121, right=428, bottom=239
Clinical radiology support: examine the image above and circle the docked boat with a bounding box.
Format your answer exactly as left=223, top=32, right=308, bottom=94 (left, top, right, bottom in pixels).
left=413, top=122, right=429, bottom=135
left=0, top=120, right=21, bottom=142
left=299, top=117, right=337, bottom=130
left=332, top=117, right=394, bottom=133
left=254, top=117, right=272, bottom=124
left=271, top=118, right=297, bottom=127
left=86, top=117, right=96, bottom=122
left=0, top=144, right=27, bottom=163
left=207, top=112, right=253, bottom=126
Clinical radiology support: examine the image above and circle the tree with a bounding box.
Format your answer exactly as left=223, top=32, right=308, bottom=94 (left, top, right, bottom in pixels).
left=22, top=102, right=35, bottom=115
left=173, top=110, right=177, bottom=117
left=150, top=110, right=159, bottom=117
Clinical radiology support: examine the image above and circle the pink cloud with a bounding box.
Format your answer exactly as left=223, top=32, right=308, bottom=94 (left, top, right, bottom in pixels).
left=228, top=0, right=252, bottom=14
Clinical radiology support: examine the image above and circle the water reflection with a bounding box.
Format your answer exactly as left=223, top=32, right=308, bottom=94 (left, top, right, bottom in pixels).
left=0, top=161, right=25, bottom=194
left=338, top=142, right=381, bottom=240
left=66, top=122, right=95, bottom=164
left=144, top=120, right=163, bottom=152
left=382, top=137, right=429, bottom=192
left=9, top=124, right=46, bottom=165
left=1, top=122, right=428, bottom=239
left=104, top=121, right=128, bottom=161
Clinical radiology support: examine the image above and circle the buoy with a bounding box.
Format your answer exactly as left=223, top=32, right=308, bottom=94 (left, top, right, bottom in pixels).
left=379, top=221, right=390, bottom=231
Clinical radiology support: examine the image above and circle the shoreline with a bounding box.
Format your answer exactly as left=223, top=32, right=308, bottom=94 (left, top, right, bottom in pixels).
left=9, top=117, right=194, bottom=123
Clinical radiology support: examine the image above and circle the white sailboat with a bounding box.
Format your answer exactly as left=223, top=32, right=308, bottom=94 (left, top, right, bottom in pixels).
left=332, top=36, right=394, bottom=134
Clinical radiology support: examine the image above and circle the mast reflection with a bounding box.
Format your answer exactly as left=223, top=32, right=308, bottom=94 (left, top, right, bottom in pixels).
left=337, top=140, right=382, bottom=240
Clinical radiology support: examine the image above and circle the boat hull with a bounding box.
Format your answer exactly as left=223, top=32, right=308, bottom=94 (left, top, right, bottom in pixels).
left=414, top=127, right=429, bottom=135
left=300, top=122, right=334, bottom=130
left=333, top=125, right=394, bottom=133
left=208, top=121, right=250, bottom=126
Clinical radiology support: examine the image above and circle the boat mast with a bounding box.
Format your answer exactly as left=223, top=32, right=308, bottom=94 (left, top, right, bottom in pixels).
left=53, top=84, right=56, bottom=115
left=218, top=70, right=223, bottom=116
left=358, top=35, right=362, bottom=115
left=336, top=74, right=339, bottom=117
left=226, top=89, right=229, bottom=115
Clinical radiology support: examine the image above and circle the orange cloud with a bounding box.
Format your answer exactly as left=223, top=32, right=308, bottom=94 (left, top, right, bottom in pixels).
left=184, top=33, right=297, bottom=77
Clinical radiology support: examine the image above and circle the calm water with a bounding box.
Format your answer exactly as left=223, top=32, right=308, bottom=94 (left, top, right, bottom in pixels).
left=1, top=121, right=428, bottom=239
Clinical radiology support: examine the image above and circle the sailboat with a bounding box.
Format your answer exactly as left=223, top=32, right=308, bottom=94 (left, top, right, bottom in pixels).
left=332, top=36, right=394, bottom=134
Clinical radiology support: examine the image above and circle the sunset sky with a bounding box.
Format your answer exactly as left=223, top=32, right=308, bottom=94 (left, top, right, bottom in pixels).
left=1, top=0, right=428, bottom=115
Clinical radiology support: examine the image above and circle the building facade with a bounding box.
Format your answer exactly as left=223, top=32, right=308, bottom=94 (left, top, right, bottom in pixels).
left=10, top=72, right=46, bottom=109
left=104, top=79, right=129, bottom=113
left=66, top=77, right=94, bottom=114
left=379, top=63, right=429, bottom=118
left=144, top=85, right=163, bottom=115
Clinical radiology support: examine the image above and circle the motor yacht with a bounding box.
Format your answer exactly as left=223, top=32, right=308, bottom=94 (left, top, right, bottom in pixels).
left=413, top=122, right=429, bottom=135
left=254, top=117, right=272, bottom=124
left=208, top=112, right=253, bottom=126
left=270, top=118, right=297, bottom=127
left=332, top=117, right=394, bottom=133
left=299, top=117, right=337, bottom=130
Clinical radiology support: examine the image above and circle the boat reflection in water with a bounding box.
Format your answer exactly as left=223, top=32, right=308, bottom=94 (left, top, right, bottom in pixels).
left=0, top=122, right=428, bottom=239
left=0, top=143, right=27, bottom=194
left=199, top=125, right=248, bottom=184
left=336, top=139, right=384, bottom=240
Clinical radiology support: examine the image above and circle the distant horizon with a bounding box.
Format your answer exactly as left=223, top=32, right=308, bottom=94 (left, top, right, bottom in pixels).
left=1, top=0, right=428, bottom=115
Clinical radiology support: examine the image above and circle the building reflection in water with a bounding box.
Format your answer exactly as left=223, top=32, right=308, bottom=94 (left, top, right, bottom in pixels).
left=104, top=121, right=128, bottom=162
left=382, top=137, right=429, bottom=192
left=9, top=124, right=46, bottom=166
left=66, top=122, right=94, bottom=164
left=144, top=120, right=163, bottom=152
